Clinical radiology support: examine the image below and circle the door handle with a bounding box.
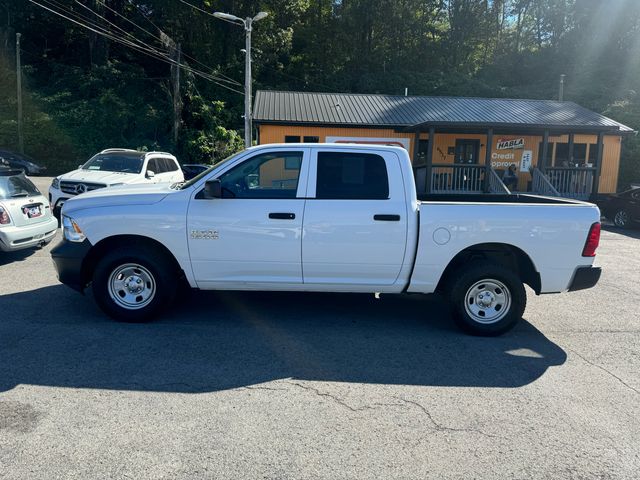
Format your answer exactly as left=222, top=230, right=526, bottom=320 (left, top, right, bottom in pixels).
left=374, top=214, right=401, bottom=221
left=269, top=212, right=296, bottom=220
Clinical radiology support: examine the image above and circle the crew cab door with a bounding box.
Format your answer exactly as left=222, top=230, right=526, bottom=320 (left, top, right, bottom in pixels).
left=302, top=148, right=408, bottom=286
left=187, top=148, right=310, bottom=287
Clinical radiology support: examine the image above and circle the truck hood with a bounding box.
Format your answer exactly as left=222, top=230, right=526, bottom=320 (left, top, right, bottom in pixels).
left=60, top=169, right=141, bottom=184
left=62, top=183, right=173, bottom=215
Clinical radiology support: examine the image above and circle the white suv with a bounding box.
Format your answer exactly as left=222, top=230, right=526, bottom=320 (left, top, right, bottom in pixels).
left=49, top=149, right=184, bottom=217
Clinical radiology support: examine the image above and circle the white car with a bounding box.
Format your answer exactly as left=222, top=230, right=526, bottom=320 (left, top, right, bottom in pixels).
left=0, top=168, right=57, bottom=251
left=49, top=149, right=184, bottom=218
left=51, top=144, right=602, bottom=335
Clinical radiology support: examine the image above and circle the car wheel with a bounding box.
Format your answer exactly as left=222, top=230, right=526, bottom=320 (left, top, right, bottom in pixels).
left=92, top=246, right=177, bottom=322
left=613, top=209, right=630, bottom=228
left=448, top=261, right=526, bottom=336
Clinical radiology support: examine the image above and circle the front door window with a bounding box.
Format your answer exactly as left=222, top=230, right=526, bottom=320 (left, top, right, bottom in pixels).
left=455, top=140, right=480, bottom=164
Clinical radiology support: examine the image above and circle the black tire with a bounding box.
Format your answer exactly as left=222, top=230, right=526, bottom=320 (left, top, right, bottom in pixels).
left=613, top=209, right=630, bottom=228
left=92, top=245, right=177, bottom=322
left=447, top=261, right=526, bottom=336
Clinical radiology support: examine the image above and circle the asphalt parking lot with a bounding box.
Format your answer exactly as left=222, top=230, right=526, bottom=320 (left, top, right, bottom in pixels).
left=0, top=177, right=639, bottom=479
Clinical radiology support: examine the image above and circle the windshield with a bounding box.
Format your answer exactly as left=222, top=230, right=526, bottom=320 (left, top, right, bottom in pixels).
left=82, top=154, right=144, bottom=174
left=177, top=151, right=245, bottom=189
left=0, top=175, right=41, bottom=199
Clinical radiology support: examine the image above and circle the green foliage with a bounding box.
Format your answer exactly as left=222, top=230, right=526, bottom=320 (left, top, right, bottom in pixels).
left=1, top=0, right=640, bottom=185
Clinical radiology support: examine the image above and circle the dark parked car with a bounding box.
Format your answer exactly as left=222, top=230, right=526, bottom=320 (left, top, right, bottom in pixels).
left=596, top=188, right=640, bottom=228
left=181, top=164, right=210, bottom=180
left=0, top=149, right=47, bottom=176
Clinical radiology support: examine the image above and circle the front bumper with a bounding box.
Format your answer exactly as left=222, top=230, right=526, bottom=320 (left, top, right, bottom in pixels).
left=50, top=238, right=92, bottom=292
left=0, top=217, right=58, bottom=252
left=568, top=266, right=602, bottom=292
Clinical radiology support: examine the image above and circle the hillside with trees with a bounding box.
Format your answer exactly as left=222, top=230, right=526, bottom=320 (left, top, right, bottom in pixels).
left=1, top=0, right=639, bottom=186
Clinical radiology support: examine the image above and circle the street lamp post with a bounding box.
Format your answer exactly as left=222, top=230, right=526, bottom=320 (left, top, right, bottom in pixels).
left=213, top=11, right=268, bottom=148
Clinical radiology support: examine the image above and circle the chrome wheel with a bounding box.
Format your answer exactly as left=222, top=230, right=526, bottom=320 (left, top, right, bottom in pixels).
left=614, top=210, right=629, bottom=228
left=107, top=263, right=156, bottom=310
left=464, top=279, right=511, bottom=324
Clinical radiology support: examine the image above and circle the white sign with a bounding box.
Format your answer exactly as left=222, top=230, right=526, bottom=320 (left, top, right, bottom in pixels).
left=325, top=136, right=410, bottom=150
left=496, top=138, right=525, bottom=150
left=520, top=150, right=533, bottom=172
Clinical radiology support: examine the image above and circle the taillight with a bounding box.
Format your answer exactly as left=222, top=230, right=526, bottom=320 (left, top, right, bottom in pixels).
left=0, top=206, right=11, bottom=225
left=582, top=222, right=601, bottom=257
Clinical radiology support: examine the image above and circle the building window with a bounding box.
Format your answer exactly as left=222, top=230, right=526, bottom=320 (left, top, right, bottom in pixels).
left=555, top=142, right=588, bottom=166
left=316, top=152, right=389, bottom=200
left=416, top=140, right=429, bottom=165
left=588, top=144, right=598, bottom=165
left=303, top=136, right=319, bottom=143
left=285, top=135, right=300, bottom=143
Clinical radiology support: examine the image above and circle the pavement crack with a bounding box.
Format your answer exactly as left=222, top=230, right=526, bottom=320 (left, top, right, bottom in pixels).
left=394, top=397, right=504, bottom=439
left=285, top=381, right=376, bottom=412
left=567, top=347, right=639, bottom=395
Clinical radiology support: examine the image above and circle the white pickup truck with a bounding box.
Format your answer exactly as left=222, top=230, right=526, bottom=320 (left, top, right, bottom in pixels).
left=51, top=144, right=602, bottom=335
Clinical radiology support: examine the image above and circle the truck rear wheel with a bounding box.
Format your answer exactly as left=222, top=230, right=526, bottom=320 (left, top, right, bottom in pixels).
left=92, top=246, right=177, bottom=322
left=448, top=261, right=526, bottom=336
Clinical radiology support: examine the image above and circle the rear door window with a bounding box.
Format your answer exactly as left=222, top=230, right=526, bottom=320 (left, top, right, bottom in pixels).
left=315, top=152, right=389, bottom=199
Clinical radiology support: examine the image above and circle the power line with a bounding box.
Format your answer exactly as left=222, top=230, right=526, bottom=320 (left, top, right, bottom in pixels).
left=96, top=0, right=240, bottom=86
left=27, top=0, right=244, bottom=94
left=175, top=0, right=340, bottom=93
left=30, top=0, right=240, bottom=90
left=176, top=0, right=220, bottom=20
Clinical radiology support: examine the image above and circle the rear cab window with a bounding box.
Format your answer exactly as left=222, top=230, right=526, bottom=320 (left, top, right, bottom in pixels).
left=315, top=152, right=390, bottom=200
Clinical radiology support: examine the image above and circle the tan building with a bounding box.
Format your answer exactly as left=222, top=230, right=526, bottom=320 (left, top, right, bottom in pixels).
left=253, top=91, right=634, bottom=199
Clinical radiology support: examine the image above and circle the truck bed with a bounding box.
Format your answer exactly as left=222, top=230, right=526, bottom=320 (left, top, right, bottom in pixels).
left=418, top=193, right=589, bottom=205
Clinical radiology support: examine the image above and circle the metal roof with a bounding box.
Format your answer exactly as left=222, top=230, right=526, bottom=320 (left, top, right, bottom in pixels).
left=253, top=90, right=634, bottom=133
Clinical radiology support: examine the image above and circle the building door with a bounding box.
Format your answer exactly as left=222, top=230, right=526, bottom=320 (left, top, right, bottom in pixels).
left=455, top=139, right=480, bottom=164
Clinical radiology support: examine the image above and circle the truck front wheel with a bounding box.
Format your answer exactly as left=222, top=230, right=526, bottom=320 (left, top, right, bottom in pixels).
left=92, top=246, right=177, bottom=322
left=448, top=261, right=526, bottom=336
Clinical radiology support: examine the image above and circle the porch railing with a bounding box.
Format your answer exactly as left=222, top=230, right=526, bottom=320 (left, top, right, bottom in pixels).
left=414, top=164, right=511, bottom=194
left=532, top=167, right=560, bottom=196
left=487, top=168, right=511, bottom=194
left=431, top=164, right=485, bottom=193
left=546, top=167, right=595, bottom=200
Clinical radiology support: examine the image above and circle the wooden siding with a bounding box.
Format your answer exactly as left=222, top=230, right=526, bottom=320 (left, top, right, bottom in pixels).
left=258, top=124, right=622, bottom=193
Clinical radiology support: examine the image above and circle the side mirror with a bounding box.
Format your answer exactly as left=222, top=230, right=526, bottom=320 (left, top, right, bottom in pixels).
left=146, top=170, right=156, bottom=179
left=203, top=179, right=222, bottom=199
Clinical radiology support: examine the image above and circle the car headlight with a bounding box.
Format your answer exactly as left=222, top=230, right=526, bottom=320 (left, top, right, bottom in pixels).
left=51, top=177, right=60, bottom=189
left=62, top=216, right=86, bottom=242
left=109, top=183, right=124, bottom=187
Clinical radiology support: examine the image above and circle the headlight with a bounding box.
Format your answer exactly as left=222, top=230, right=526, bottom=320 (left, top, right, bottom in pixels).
left=109, top=183, right=124, bottom=187
left=62, top=216, right=86, bottom=242
left=51, top=178, right=60, bottom=189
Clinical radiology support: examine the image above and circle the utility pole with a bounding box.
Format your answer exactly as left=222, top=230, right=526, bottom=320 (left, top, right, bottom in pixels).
left=213, top=11, right=268, bottom=148
left=171, top=43, right=182, bottom=145
left=160, top=32, right=182, bottom=146
left=244, top=18, right=252, bottom=148
left=559, top=74, right=566, bottom=102
left=16, top=32, right=24, bottom=154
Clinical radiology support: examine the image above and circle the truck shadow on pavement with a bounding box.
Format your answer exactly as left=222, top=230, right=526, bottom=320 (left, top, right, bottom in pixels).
left=0, top=285, right=566, bottom=393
